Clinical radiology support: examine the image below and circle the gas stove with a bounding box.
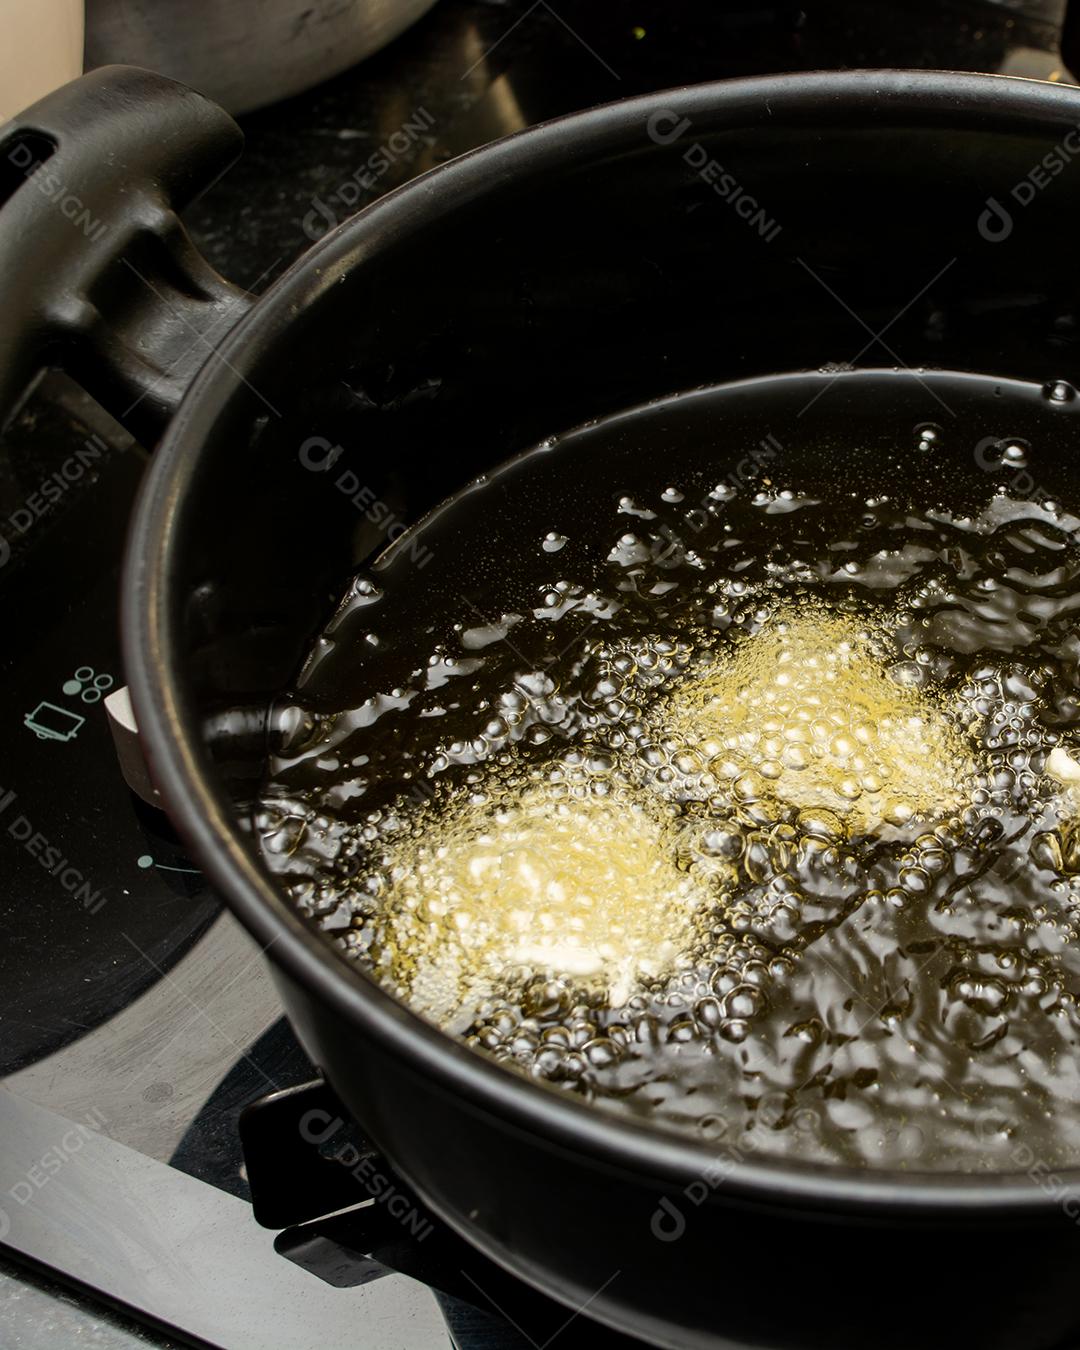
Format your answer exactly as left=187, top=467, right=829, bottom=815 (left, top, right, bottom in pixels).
left=0, top=1, right=1073, bottom=1345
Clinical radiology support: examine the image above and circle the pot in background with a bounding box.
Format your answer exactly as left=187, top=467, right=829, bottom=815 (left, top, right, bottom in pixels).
left=83, top=0, right=439, bottom=113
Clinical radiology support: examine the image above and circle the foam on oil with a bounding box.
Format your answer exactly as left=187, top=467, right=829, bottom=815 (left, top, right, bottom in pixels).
left=257, top=373, right=1080, bottom=1172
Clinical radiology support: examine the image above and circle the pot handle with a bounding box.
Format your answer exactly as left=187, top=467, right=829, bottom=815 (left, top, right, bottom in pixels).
left=0, top=64, right=252, bottom=444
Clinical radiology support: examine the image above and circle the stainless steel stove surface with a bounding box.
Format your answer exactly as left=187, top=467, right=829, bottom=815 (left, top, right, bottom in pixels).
left=0, top=2, right=1073, bottom=1346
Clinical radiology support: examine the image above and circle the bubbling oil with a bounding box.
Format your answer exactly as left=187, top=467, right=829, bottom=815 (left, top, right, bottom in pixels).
left=257, top=375, right=1080, bottom=1173
left=640, top=605, right=977, bottom=832
left=353, top=779, right=714, bottom=1026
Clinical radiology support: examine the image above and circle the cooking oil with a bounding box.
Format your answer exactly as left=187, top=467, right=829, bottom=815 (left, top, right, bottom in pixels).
left=257, top=370, right=1080, bottom=1172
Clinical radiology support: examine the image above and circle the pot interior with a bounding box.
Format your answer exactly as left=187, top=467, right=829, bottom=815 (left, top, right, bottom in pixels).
left=159, top=76, right=1080, bottom=1138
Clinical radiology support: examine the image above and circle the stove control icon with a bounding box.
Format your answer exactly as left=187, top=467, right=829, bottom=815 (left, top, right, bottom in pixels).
left=63, top=665, right=114, bottom=704
left=24, top=701, right=85, bottom=742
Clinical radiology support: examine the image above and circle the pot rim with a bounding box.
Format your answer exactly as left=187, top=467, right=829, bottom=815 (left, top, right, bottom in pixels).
left=124, top=67, right=1080, bottom=1219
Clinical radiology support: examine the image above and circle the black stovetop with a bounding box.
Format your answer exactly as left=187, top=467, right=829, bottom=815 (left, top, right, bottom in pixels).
left=0, top=2, right=1072, bottom=1346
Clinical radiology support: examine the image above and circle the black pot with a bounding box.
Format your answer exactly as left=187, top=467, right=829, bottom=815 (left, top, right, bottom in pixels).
left=5, top=64, right=1080, bottom=1350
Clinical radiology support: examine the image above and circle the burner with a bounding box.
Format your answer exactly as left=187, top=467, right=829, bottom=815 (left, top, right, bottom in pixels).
left=240, top=1079, right=640, bottom=1348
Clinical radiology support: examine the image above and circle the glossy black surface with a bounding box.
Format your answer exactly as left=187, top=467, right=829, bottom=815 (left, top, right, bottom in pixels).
left=0, top=383, right=221, bottom=1075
